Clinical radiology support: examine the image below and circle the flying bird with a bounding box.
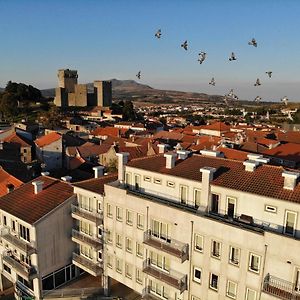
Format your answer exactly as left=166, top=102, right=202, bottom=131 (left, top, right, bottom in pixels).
left=155, top=29, right=162, bottom=39
left=136, top=71, right=141, bottom=80
left=254, top=96, right=262, bottom=102
left=209, top=77, right=215, bottom=86
left=281, top=96, right=289, bottom=106
left=198, top=52, right=207, bottom=64
left=266, top=71, right=272, bottom=78
left=248, top=38, right=257, bottom=47
left=229, top=52, right=237, bottom=61
left=181, top=40, right=188, bottom=51
left=254, top=78, right=261, bottom=86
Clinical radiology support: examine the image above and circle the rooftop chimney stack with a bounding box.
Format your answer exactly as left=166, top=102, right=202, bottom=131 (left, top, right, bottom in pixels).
left=41, top=171, right=50, bottom=176
left=247, top=154, right=270, bottom=164
left=116, top=152, right=130, bottom=184
left=200, top=150, right=224, bottom=158
left=282, top=170, right=300, bottom=190
left=93, top=166, right=105, bottom=178
left=158, top=144, right=167, bottom=154
left=177, top=150, right=191, bottom=160
left=61, top=176, right=72, bottom=183
left=32, top=181, right=44, bottom=194
left=200, top=167, right=216, bottom=211
left=164, top=153, right=177, bottom=169
left=243, top=160, right=260, bottom=172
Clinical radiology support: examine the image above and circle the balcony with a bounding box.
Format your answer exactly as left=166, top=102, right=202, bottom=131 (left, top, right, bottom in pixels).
left=263, top=273, right=300, bottom=300
left=71, top=204, right=102, bottom=224
left=15, top=281, right=35, bottom=300
left=72, top=229, right=102, bottom=250
left=2, top=253, right=37, bottom=281
left=142, top=258, right=187, bottom=293
left=1, top=228, right=36, bottom=256
left=143, top=230, right=189, bottom=262
left=72, top=252, right=102, bottom=277
left=142, top=286, right=163, bottom=300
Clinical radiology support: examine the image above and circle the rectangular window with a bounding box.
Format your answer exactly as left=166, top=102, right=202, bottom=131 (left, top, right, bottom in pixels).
left=136, top=268, right=143, bottom=284
left=137, top=213, right=144, bottom=229
left=209, top=273, right=219, bottom=291
left=194, top=189, right=201, bottom=207
left=193, top=267, right=202, bottom=283
left=284, top=211, right=297, bottom=236
left=19, top=224, right=30, bottom=242
left=98, top=251, right=102, bottom=261
left=154, top=178, right=162, bottom=185
left=125, top=172, right=131, bottom=187
left=134, top=174, right=141, bottom=190
left=150, top=251, right=170, bottom=272
left=167, top=181, right=175, bottom=188
left=227, top=280, right=237, bottom=299
left=126, top=237, right=133, bottom=253
left=125, top=263, right=132, bottom=279
left=11, top=220, right=16, bottom=232
left=150, top=219, right=170, bottom=242
left=3, top=215, right=7, bottom=226
left=245, top=288, right=257, bottom=300
left=194, top=234, right=204, bottom=252
left=97, top=201, right=101, bottom=212
left=107, top=203, right=113, bottom=218
left=136, top=242, right=144, bottom=258
left=211, top=194, right=219, bottom=214
left=116, top=206, right=123, bottom=221
left=126, top=210, right=133, bottom=226
left=80, top=245, right=93, bottom=259
left=79, top=196, right=93, bottom=212
left=211, top=240, right=221, bottom=258
left=106, top=230, right=112, bottom=244
left=98, top=226, right=103, bottom=237
left=149, top=280, right=169, bottom=299
left=116, top=233, right=122, bottom=248
left=107, top=255, right=112, bottom=269
left=180, top=185, right=188, bottom=204
left=143, top=176, right=151, bottom=182
left=264, top=205, right=277, bottom=213
left=229, top=246, right=240, bottom=266
left=79, top=220, right=92, bottom=236
left=116, top=258, right=122, bottom=273
left=227, top=197, right=236, bottom=218
left=249, top=253, right=261, bottom=273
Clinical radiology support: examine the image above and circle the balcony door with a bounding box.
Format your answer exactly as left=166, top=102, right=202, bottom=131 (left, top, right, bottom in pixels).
left=211, top=194, right=219, bottom=214
left=227, top=197, right=236, bottom=218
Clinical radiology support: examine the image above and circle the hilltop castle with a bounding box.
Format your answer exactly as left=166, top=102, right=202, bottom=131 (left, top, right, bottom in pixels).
left=54, top=69, right=112, bottom=108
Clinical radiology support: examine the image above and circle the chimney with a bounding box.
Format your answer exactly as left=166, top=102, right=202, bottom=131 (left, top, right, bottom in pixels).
left=6, top=184, right=14, bottom=193
left=116, top=152, right=130, bottom=184
left=282, top=170, right=300, bottom=190
left=247, top=154, right=270, bottom=164
left=61, top=176, right=72, bottom=182
left=158, top=144, right=167, bottom=154
left=200, top=150, right=224, bottom=158
left=32, top=180, right=44, bottom=194
left=41, top=171, right=50, bottom=176
left=93, top=166, right=105, bottom=178
left=164, top=153, right=177, bottom=169
left=177, top=150, right=190, bottom=160
left=243, top=160, right=260, bottom=172
left=200, top=167, right=216, bottom=210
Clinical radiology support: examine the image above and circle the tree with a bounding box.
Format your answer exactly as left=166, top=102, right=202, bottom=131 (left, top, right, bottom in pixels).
left=0, top=92, right=19, bottom=119
left=38, top=107, right=62, bottom=129
left=122, top=101, right=136, bottom=121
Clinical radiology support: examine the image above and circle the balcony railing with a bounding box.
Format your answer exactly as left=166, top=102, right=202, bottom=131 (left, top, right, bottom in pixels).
left=142, top=258, right=187, bottom=293
left=72, top=229, right=102, bottom=250
left=142, top=286, right=163, bottom=300
left=263, top=273, right=300, bottom=300
left=43, top=287, right=104, bottom=298
left=1, top=228, right=36, bottom=256
left=71, top=204, right=102, bottom=224
left=15, top=281, right=35, bottom=300
left=3, top=253, right=37, bottom=281
left=72, top=251, right=102, bottom=276
left=143, top=230, right=189, bottom=262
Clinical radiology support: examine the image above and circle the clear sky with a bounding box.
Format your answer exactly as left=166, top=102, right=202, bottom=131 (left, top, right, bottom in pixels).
left=0, top=0, right=300, bottom=101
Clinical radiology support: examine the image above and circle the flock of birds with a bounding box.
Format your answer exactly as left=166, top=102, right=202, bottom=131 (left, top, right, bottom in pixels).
left=135, top=29, right=290, bottom=106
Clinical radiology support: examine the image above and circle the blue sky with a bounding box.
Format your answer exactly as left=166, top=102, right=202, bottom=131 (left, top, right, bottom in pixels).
left=0, top=0, right=299, bottom=101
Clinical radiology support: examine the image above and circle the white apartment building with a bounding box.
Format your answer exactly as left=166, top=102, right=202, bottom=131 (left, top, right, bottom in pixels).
left=100, top=151, right=300, bottom=300
left=0, top=175, right=79, bottom=300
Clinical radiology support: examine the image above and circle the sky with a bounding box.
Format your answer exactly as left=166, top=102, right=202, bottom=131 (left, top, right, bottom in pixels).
left=0, top=0, right=300, bottom=101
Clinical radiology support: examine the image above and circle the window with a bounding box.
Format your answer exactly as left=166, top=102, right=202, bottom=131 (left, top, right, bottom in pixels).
left=249, top=253, right=261, bottom=273
left=144, top=176, right=151, bottom=182
left=125, top=263, right=132, bottom=279
left=98, top=251, right=102, bottom=261
left=150, top=251, right=170, bottom=272
left=126, top=210, right=133, bottom=226
left=136, top=242, right=144, bottom=258
left=227, top=280, right=237, bottom=299
left=107, top=203, right=113, bottom=218
left=3, top=215, right=7, bottom=226
left=125, top=172, right=131, bottom=187
left=229, top=246, right=240, bottom=266
left=136, top=268, right=143, bottom=284
left=209, top=273, right=219, bottom=291
left=264, top=205, right=277, bottom=213
left=211, top=194, right=219, bottom=214
left=149, top=280, right=169, bottom=299
left=98, top=226, right=103, bottom=237
left=11, top=220, right=16, bottom=232
left=245, top=288, right=257, bottom=300
left=167, top=181, right=175, bottom=188
left=97, top=201, right=101, bottom=212
left=295, top=268, right=300, bottom=292
left=3, top=264, right=11, bottom=274
left=137, top=213, right=144, bottom=229
left=191, top=297, right=201, bottom=300
left=180, top=185, right=188, bottom=204
left=79, top=220, right=92, bottom=236
left=107, top=255, right=112, bottom=269
left=116, top=206, right=123, bottom=221
left=154, top=178, right=162, bottom=185
left=134, top=174, right=141, bottom=190
left=126, top=237, right=133, bottom=253
left=227, top=197, right=236, bottom=218
left=116, top=233, right=122, bottom=248
left=194, top=189, right=201, bottom=207
left=80, top=245, right=92, bottom=259
left=211, top=240, right=221, bottom=258
left=106, top=230, right=112, bottom=244
left=193, top=267, right=202, bottom=283
left=284, top=211, right=297, bottom=236
left=79, top=196, right=93, bottom=212
left=194, top=234, right=204, bottom=252
left=19, top=224, right=30, bottom=242
left=151, top=219, right=170, bottom=242
left=116, top=258, right=122, bottom=273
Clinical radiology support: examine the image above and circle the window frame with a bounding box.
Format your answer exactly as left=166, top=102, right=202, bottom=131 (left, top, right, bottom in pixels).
left=194, top=234, right=204, bottom=253
left=248, top=253, right=261, bottom=274
left=211, top=240, right=221, bottom=259
left=137, top=213, right=144, bottom=230
left=194, top=188, right=201, bottom=207
left=245, top=288, right=257, bottom=300
left=209, top=273, right=219, bottom=291
left=126, top=209, right=133, bottom=226
left=193, top=266, right=202, bottom=284
left=226, top=280, right=237, bottom=299
left=116, top=206, right=123, bottom=222
left=284, top=210, right=297, bottom=236
left=229, top=246, right=240, bottom=266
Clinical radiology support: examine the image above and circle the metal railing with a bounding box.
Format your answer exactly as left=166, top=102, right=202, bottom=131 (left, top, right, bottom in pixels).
left=43, top=287, right=104, bottom=298
left=15, top=281, right=35, bottom=299
left=72, top=251, right=103, bottom=276
left=263, top=273, right=300, bottom=300
left=142, top=258, right=187, bottom=293
left=71, top=204, right=103, bottom=224
left=143, top=229, right=189, bottom=262
left=71, top=229, right=102, bottom=250
left=1, top=227, right=36, bottom=255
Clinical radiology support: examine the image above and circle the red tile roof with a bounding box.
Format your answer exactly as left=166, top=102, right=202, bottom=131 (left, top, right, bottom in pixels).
left=218, top=147, right=249, bottom=161
left=3, top=132, right=31, bottom=147
left=276, top=131, right=300, bottom=144
left=263, top=143, right=300, bottom=163
left=127, top=154, right=300, bottom=203
left=90, top=127, right=121, bottom=137
left=35, top=132, right=61, bottom=147
left=200, top=122, right=231, bottom=132
left=0, top=167, right=23, bottom=197
left=0, top=176, right=74, bottom=224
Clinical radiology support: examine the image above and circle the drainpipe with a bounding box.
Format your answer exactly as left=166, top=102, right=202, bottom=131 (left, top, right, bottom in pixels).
left=258, top=244, right=268, bottom=300
left=188, top=220, right=194, bottom=300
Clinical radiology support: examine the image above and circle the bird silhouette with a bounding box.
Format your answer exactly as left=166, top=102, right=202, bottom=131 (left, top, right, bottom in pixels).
left=198, top=52, right=207, bottom=64
left=248, top=38, right=257, bottom=47
left=266, top=71, right=272, bottom=78
left=181, top=40, right=188, bottom=51
left=229, top=52, right=237, bottom=61
left=155, top=29, right=161, bottom=39
left=254, top=78, right=261, bottom=86
left=136, top=71, right=141, bottom=80
left=209, top=77, right=215, bottom=86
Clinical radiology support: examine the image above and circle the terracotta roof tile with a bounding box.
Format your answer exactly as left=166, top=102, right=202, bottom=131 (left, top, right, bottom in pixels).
left=35, top=132, right=61, bottom=147
left=0, top=167, right=23, bottom=197
left=263, top=143, right=300, bottom=163
left=3, top=132, right=31, bottom=147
